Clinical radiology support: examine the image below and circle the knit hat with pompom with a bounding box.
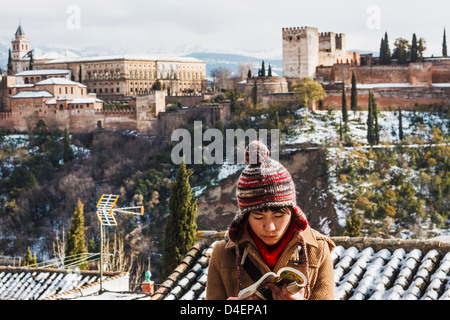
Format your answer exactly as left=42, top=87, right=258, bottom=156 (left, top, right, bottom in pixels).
left=227, top=140, right=308, bottom=241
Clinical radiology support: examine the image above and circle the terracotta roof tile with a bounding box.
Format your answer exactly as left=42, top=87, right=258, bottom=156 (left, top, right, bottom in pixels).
left=0, top=267, right=122, bottom=300
left=151, top=233, right=450, bottom=300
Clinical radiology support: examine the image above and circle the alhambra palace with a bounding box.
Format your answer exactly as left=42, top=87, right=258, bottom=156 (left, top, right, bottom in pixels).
left=1, top=24, right=449, bottom=136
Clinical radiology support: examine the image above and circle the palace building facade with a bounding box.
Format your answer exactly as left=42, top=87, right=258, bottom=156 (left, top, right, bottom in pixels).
left=33, top=55, right=207, bottom=101
left=7, top=24, right=207, bottom=102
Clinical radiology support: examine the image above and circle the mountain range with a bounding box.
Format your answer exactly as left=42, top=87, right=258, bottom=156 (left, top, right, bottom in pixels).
left=0, top=36, right=376, bottom=78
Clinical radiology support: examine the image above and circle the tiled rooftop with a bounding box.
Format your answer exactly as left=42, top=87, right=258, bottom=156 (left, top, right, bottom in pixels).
left=151, top=234, right=450, bottom=300
left=0, top=267, right=124, bottom=300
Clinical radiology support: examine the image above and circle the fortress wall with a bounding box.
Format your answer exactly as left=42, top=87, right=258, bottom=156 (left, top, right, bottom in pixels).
left=260, top=86, right=449, bottom=111
left=348, top=65, right=410, bottom=84
left=323, top=87, right=448, bottom=109
left=431, top=63, right=450, bottom=83
left=322, top=62, right=447, bottom=86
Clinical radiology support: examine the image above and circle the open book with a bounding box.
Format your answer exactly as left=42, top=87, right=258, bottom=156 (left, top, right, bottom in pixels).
left=238, top=267, right=307, bottom=300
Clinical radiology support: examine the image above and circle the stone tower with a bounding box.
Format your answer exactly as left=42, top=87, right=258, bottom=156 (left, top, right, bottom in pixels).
left=11, top=24, right=31, bottom=74
left=282, top=27, right=358, bottom=81
left=282, top=27, right=319, bottom=79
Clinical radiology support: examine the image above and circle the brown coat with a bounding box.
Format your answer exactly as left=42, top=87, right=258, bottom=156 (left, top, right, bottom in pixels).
left=206, top=225, right=335, bottom=300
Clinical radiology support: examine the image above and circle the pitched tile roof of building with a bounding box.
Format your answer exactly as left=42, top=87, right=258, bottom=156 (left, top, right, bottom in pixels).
left=45, top=97, right=103, bottom=105
left=10, top=90, right=54, bottom=99
left=151, top=233, right=450, bottom=300
left=0, top=267, right=123, bottom=300
left=36, top=78, right=87, bottom=87
left=15, top=69, right=71, bottom=77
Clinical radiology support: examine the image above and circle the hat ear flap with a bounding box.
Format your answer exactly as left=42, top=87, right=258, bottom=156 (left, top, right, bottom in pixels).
left=227, top=212, right=248, bottom=242
left=292, top=206, right=308, bottom=231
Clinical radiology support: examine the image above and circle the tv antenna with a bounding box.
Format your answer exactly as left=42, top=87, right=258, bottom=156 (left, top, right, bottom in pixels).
left=96, top=194, right=144, bottom=292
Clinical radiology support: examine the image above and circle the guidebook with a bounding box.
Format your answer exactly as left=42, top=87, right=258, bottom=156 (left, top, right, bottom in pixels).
left=238, top=267, right=307, bottom=300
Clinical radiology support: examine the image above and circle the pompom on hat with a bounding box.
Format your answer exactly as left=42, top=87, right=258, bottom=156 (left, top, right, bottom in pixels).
left=228, top=140, right=308, bottom=241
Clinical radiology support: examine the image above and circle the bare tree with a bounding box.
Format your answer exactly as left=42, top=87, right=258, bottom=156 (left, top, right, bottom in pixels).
left=52, top=227, right=66, bottom=267
left=102, top=232, right=145, bottom=290
left=238, top=61, right=254, bottom=80
left=210, top=67, right=232, bottom=92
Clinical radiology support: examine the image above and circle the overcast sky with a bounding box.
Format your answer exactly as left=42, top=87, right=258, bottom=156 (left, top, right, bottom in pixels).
left=1, top=0, right=449, bottom=58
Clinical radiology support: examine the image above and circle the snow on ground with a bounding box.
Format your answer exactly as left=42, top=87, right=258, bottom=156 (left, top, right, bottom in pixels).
left=285, top=108, right=449, bottom=237
left=0, top=133, right=90, bottom=180
left=286, top=108, right=448, bottom=146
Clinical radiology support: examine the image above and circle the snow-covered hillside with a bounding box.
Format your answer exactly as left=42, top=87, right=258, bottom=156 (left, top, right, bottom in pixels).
left=284, top=108, right=449, bottom=239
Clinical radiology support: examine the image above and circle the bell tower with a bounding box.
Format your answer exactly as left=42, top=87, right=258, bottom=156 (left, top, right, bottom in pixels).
left=12, top=24, right=30, bottom=60
left=11, top=23, right=31, bottom=73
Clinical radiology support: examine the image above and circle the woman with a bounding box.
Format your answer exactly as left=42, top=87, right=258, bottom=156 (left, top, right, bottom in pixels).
left=206, top=141, right=335, bottom=300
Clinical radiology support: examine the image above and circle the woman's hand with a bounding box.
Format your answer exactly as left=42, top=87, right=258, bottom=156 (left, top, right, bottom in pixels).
left=266, top=283, right=305, bottom=300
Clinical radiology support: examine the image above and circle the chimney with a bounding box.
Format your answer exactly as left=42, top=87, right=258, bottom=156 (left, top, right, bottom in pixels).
left=142, top=270, right=154, bottom=295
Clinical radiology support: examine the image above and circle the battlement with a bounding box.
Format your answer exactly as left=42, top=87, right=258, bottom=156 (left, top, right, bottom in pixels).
left=94, top=108, right=137, bottom=115
left=282, top=26, right=318, bottom=40
left=319, top=32, right=333, bottom=38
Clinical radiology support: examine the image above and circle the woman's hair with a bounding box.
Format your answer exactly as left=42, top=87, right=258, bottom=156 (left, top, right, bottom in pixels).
left=249, top=206, right=293, bottom=215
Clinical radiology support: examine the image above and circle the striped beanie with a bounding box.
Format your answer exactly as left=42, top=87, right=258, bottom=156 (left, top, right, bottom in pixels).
left=228, top=141, right=308, bottom=241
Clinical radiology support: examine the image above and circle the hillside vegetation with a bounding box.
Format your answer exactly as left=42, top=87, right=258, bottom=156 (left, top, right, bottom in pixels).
left=0, top=101, right=448, bottom=282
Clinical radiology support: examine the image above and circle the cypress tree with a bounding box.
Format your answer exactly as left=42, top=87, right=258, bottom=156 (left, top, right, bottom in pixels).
left=268, top=64, right=272, bottom=77
left=383, top=32, right=391, bottom=64
left=23, top=247, right=33, bottom=267
left=247, top=69, right=252, bottom=78
left=251, top=80, right=258, bottom=105
left=373, top=93, right=379, bottom=144
left=63, top=127, right=74, bottom=163
left=261, top=61, right=266, bottom=77
left=344, top=205, right=362, bottom=237
left=341, top=82, right=348, bottom=123
left=443, top=28, right=448, bottom=57
left=7, top=49, right=13, bottom=75
left=351, top=71, right=357, bottom=113
left=28, top=51, right=34, bottom=71
left=411, top=34, right=418, bottom=62
left=65, top=199, right=88, bottom=270
left=379, top=37, right=386, bottom=64
left=161, top=161, right=197, bottom=279
left=367, top=91, right=374, bottom=145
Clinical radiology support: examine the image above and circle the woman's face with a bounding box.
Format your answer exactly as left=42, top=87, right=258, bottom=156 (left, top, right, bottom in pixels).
left=248, top=208, right=291, bottom=246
